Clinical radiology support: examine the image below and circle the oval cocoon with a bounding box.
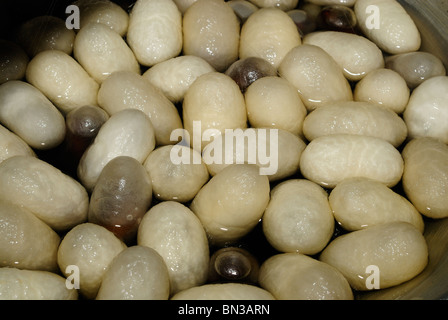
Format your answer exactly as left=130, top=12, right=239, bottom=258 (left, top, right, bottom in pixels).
left=278, top=44, right=353, bottom=111
left=303, top=31, right=384, bottom=81
left=302, top=101, right=408, bottom=147
left=96, top=246, right=170, bottom=300
left=300, top=134, right=404, bottom=188
left=26, top=50, right=99, bottom=115
left=77, top=109, right=156, bottom=191
left=142, top=55, right=215, bottom=103
left=0, top=155, right=89, bottom=231
left=262, top=179, right=334, bottom=255
left=203, top=128, right=306, bottom=182
left=402, top=138, right=448, bottom=219
left=171, top=283, right=275, bottom=300
left=329, top=177, right=424, bottom=232
left=245, top=76, right=307, bottom=137
left=74, top=22, right=140, bottom=83
left=143, top=145, right=209, bottom=203
left=239, top=7, right=301, bottom=69
left=183, top=0, right=240, bottom=72
left=0, top=80, right=65, bottom=150
left=97, top=71, right=183, bottom=146
left=403, top=76, right=448, bottom=144
left=320, top=222, right=428, bottom=291
left=0, top=200, right=60, bottom=272
left=138, top=201, right=209, bottom=295
left=182, top=72, right=247, bottom=151
left=127, top=0, right=182, bottom=67
left=0, top=124, right=35, bottom=164
left=0, top=268, right=78, bottom=300
left=354, top=0, right=421, bottom=54
left=259, top=253, right=353, bottom=300
left=190, top=164, right=270, bottom=246
left=0, top=39, right=29, bottom=85
left=57, top=223, right=127, bottom=299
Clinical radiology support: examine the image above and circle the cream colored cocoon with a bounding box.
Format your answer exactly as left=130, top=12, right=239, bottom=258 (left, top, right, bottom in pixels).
left=239, top=7, right=301, bottom=70
left=259, top=253, right=354, bottom=300
left=138, top=201, right=209, bottom=295
left=127, top=0, right=182, bottom=67
left=77, top=109, right=156, bottom=191
left=190, top=164, right=270, bottom=246
left=0, top=81, right=65, bottom=150
left=300, top=134, right=404, bottom=188
left=73, top=0, right=130, bottom=36
left=320, top=222, right=428, bottom=291
left=262, top=179, right=335, bottom=255
left=142, top=55, right=215, bottom=103
left=0, top=268, right=78, bottom=300
left=302, top=101, right=408, bottom=147
left=183, top=0, right=240, bottom=72
left=303, top=31, right=384, bottom=81
left=0, top=156, right=89, bottom=231
left=0, top=200, right=60, bottom=273
left=0, top=124, right=35, bottom=164
left=329, top=177, right=424, bottom=232
left=248, top=0, right=298, bottom=10
left=26, top=50, right=99, bottom=115
left=57, top=223, right=127, bottom=300
left=354, top=0, right=421, bottom=54
left=96, top=246, right=170, bottom=300
left=278, top=44, right=353, bottom=111
left=171, top=283, right=275, bottom=300
left=74, top=22, right=140, bottom=83
left=97, top=71, right=183, bottom=146
left=402, top=137, right=448, bottom=219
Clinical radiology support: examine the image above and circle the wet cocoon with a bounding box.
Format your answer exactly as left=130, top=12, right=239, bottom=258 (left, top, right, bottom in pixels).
left=0, top=124, right=35, bottom=163
left=204, top=128, right=306, bottom=182
left=74, top=22, right=140, bottom=83
left=96, top=246, right=170, bottom=300
left=300, top=134, right=404, bottom=188
left=320, top=222, right=428, bottom=291
left=0, top=40, right=29, bottom=85
left=143, top=145, right=209, bottom=203
left=0, top=156, right=89, bottom=231
left=262, top=179, right=334, bottom=255
left=97, top=71, right=183, bottom=146
left=73, top=0, right=130, bottom=36
left=259, top=253, right=354, bottom=300
left=171, top=283, right=275, bottom=300
left=278, top=44, right=353, bottom=111
left=402, top=138, right=448, bottom=219
left=0, top=268, right=78, bottom=300
left=138, top=201, right=209, bottom=295
left=403, top=76, right=448, bottom=144
left=57, top=223, right=127, bottom=299
left=329, top=177, right=424, bottom=232
left=127, top=0, right=182, bottom=67
left=0, top=200, right=60, bottom=272
left=244, top=76, right=307, bottom=137
left=302, top=101, right=408, bottom=147
left=142, top=55, right=215, bottom=103
left=182, top=72, right=247, bottom=151
left=77, top=109, right=156, bottom=191
left=248, top=0, right=298, bottom=10
left=303, top=31, right=384, bottom=81
left=26, top=50, right=99, bottom=115
left=88, top=156, right=152, bottom=243
left=354, top=0, right=421, bottom=54
left=354, top=68, right=410, bottom=114
left=190, top=164, right=270, bottom=246
left=183, top=0, right=240, bottom=72
left=0, top=81, right=65, bottom=150
left=239, top=7, right=301, bottom=69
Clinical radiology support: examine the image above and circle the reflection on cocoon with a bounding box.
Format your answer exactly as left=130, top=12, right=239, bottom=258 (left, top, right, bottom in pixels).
left=88, top=156, right=152, bottom=243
